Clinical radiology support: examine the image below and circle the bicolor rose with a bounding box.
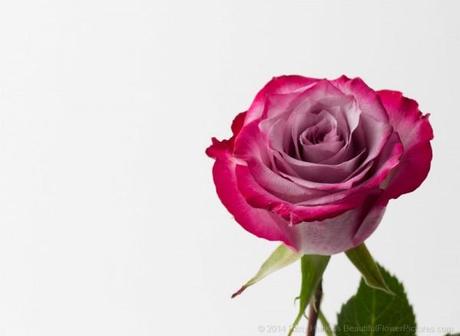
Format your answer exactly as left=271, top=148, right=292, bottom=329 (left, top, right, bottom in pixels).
left=206, top=75, right=433, bottom=255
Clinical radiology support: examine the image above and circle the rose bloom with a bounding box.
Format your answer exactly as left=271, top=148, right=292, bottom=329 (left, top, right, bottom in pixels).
left=206, top=76, right=433, bottom=255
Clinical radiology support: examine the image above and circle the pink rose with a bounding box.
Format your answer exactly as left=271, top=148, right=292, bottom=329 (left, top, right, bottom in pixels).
left=206, top=76, right=433, bottom=255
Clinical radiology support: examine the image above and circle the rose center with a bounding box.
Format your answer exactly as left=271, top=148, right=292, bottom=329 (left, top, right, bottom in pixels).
left=295, top=116, right=344, bottom=162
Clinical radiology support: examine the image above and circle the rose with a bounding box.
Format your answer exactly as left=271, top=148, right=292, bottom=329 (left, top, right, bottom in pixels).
left=206, top=75, right=433, bottom=255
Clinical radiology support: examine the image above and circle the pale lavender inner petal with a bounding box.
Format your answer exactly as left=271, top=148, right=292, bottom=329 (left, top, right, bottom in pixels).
left=273, top=148, right=366, bottom=183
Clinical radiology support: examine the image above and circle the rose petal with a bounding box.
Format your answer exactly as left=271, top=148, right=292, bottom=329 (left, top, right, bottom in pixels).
left=286, top=193, right=387, bottom=255
left=209, top=149, right=293, bottom=245
left=333, top=76, right=389, bottom=122
left=377, top=90, right=433, bottom=199
left=244, top=76, right=319, bottom=125
left=274, top=148, right=366, bottom=183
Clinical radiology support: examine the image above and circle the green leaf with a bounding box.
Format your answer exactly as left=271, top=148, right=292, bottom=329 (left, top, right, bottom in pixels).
left=288, top=255, right=330, bottom=336
left=346, top=243, right=392, bottom=294
left=231, top=244, right=300, bottom=298
left=335, top=265, right=416, bottom=336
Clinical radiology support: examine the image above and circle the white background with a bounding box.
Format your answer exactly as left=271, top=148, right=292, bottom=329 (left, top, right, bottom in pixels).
left=0, top=0, right=458, bottom=335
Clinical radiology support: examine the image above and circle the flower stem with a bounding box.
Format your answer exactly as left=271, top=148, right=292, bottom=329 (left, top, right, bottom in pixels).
left=307, top=280, right=323, bottom=336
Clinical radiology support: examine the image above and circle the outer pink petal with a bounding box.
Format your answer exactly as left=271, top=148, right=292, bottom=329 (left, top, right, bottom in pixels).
left=286, top=195, right=387, bottom=255
left=206, top=112, right=295, bottom=245
left=333, top=76, right=389, bottom=122
left=244, top=75, right=320, bottom=125
left=206, top=112, right=246, bottom=159
left=352, top=197, right=389, bottom=245
left=377, top=90, right=434, bottom=199
left=209, top=150, right=294, bottom=245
